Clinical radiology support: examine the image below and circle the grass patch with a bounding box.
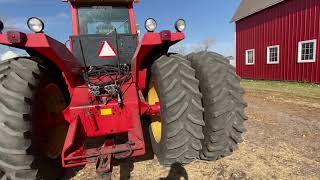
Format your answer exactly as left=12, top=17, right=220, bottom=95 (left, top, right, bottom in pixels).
left=241, top=80, right=320, bottom=99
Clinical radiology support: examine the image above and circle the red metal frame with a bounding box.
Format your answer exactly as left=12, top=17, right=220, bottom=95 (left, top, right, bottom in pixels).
left=128, top=3, right=137, bottom=35
left=60, top=30, right=184, bottom=170
left=0, top=0, right=185, bottom=175
left=71, top=3, right=80, bottom=36
left=0, top=33, right=82, bottom=90
left=132, top=31, right=185, bottom=90
left=62, top=79, right=146, bottom=167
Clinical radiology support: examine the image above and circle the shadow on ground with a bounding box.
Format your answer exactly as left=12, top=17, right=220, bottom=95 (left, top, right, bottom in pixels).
left=159, top=163, right=188, bottom=180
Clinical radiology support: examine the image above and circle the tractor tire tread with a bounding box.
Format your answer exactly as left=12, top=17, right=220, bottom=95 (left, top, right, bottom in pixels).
left=151, top=54, right=205, bottom=165
left=188, top=51, right=247, bottom=161
left=0, top=58, right=40, bottom=179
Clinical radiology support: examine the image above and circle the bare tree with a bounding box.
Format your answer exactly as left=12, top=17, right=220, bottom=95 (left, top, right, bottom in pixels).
left=202, top=38, right=215, bottom=52
left=192, top=37, right=215, bottom=53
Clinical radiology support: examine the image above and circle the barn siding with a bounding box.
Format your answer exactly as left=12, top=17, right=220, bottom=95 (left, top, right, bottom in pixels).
left=236, top=0, right=320, bottom=84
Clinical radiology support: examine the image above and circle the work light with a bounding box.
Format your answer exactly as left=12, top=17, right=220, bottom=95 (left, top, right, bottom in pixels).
left=145, top=18, right=157, bottom=32
left=175, top=19, right=186, bottom=32
left=27, top=17, right=45, bottom=33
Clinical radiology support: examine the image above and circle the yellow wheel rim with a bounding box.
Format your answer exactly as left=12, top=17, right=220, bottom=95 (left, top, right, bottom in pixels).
left=41, top=83, right=68, bottom=159
left=148, top=80, right=162, bottom=143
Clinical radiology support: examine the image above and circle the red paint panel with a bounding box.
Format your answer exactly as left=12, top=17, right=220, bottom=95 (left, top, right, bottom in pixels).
left=128, top=3, right=137, bottom=35
left=236, top=0, right=320, bottom=84
left=71, top=3, right=79, bottom=36
left=0, top=33, right=82, bottom=88
left=66, top=81, right=136, bottom=137
left=131, top=32, right=185, bottom=89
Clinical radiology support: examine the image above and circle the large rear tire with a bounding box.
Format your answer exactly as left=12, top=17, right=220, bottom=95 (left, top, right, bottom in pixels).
left=188, top=52, right=247, bottom=161
left=0, top=57, right=65, bottom=179
left=149, top=54, right=205, bottom=165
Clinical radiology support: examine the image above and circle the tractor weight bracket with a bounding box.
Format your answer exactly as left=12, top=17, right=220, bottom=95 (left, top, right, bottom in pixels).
left=138, top=90, right=160, bottom=116
left=147, top=103, right=161, bottom=115
left=139, top=101, right=160, bottom=116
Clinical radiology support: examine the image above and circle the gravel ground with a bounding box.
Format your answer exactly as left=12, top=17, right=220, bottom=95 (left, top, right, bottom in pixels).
left=67, top=81, right=320, bottom=180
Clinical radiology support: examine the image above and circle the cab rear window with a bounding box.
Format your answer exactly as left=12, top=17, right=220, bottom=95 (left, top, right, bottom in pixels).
left=78, top=6, right=131, bottom=35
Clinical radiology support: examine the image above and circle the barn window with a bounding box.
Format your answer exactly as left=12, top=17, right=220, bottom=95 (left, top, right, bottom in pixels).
left=245, top=49, right=255, bottom=65
left=298, top=39, right=317, bottom=63
left=267, top=45, right=280, bottom=64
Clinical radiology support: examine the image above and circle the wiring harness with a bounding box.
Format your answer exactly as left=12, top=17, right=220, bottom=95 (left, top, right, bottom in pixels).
left=85, top=64, right=131, bottom=106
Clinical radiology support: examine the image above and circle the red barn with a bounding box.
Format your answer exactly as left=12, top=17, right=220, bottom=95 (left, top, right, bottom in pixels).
left=232, top=0, right=320, bottom=84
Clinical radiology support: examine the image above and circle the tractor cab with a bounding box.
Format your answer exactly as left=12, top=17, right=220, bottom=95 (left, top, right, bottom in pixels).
left=69, top=0, right=138, bottom=67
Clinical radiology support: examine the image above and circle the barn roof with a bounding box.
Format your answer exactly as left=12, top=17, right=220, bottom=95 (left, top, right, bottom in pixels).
left=231, top=0, right=285, bottom=22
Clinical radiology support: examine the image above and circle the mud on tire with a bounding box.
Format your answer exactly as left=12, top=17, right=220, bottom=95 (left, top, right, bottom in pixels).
left=188, top=51, right=247, bottom=161
left=150, top=54, right=205, bottom=165
left=0, top=57, right=63, bottom=180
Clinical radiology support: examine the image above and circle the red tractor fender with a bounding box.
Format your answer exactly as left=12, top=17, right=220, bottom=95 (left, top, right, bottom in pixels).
left=0, top=32, right=82, bottom=94
left=131, top=31, right=185, bottom=91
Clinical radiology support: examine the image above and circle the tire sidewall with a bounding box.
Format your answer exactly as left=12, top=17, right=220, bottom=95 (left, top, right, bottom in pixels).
left=148, top=72, right=170, bottom=165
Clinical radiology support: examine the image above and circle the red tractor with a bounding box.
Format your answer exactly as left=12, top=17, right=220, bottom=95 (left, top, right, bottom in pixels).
left=0, top=0, right=247, bottom=179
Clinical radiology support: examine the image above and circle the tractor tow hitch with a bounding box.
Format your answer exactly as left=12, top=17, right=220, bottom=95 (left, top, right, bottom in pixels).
left=96, top=141, right=134, bottom=178
left=96, top=154, right=112, bottom=177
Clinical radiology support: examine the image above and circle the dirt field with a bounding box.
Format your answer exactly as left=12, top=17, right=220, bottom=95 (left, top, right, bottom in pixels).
left=68, top=80, right=320, bottom=180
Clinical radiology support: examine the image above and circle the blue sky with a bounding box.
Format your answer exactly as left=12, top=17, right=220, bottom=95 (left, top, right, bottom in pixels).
left=0, top=0, right=240, bottom=56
